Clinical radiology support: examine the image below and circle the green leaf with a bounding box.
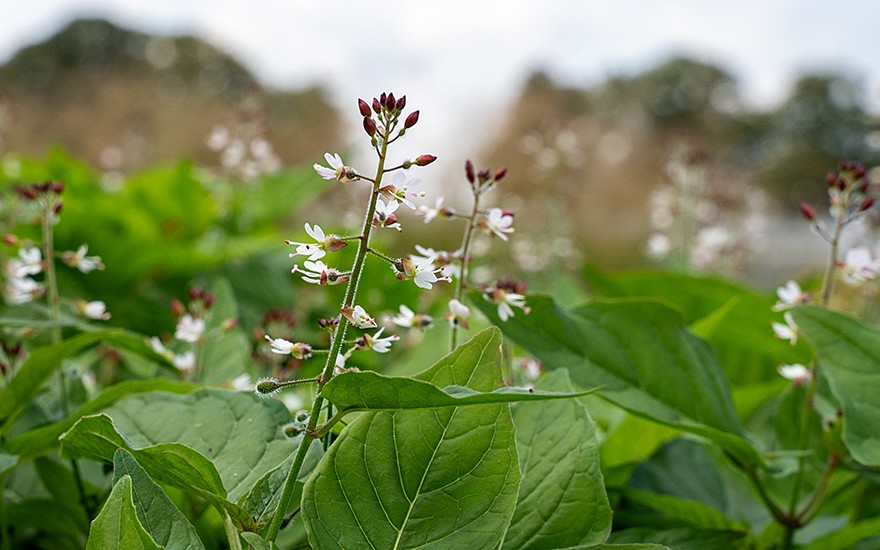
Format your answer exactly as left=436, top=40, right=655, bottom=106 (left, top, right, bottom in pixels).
left=802, top=517, right=880, bottom=550
left=791, top=305, right=880, bottom=466
left=86, top=475, right=162, bottom=550
left=0, top=452, right=16, bottom=475
left=321, top=370, right=597, bottom=415
left=302, top=327, right=521, bottom=549
left=582, top=267, right=810, bottom=384
left=475, top=295, right=760, bottom=467
left=112, top=449, right=205, bottom=549
left=5, top=379, right=198, bottom=460
left=240, top=531, right=272, bottom=550
left=608, top=527, right=745, bottom=549
left=502, top=369, right=611, bottom=549
left=619, top=488, right=747, bottom=531
left=0, top=330, right=174, bottom=434
left=61, top=388, right=300, bottom=529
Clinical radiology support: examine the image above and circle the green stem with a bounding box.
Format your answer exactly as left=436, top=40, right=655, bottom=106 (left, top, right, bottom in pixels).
left=797, top=454, right=842, bottom=524
left=266, top=121, right=391, bottom=543
left=450, top=188, right=481, bottom=350
left=223, top=512, right=243, bottom=550
left=820, top=200, right=849, bottom=307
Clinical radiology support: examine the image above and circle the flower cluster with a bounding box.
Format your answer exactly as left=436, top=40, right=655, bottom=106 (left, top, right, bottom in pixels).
left=148, top=286, right=224, bottom=378
left=205, top=89, right=280, bottom=182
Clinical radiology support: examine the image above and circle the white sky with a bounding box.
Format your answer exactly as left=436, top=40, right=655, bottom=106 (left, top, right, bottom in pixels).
left=2, top=0, right=879, bottom=163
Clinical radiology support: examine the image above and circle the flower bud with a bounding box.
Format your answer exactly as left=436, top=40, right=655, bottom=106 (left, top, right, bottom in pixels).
left=477, top=169, right=491, bottom=183
left=52, top=181, right=65, bottom=195
left=363, top=116, right=377, bottom=137
left=220, top=318, right=239, bottom=331
left=413, top=154, right=437, bottom=166
left=372, top=97, right=381, bottom=114
left=171, top=298, right=185, bottom=317
left=254, top=377, right=281, bottom=398
left=325, top=235, right=349, bottom=253
left=386, top=93, right=396, bottom=111
left=465, top=160, right=475, bottom=183
left=860, top=196, right=875, bottom=212
left=404, top=110, right=420, bottom=129
left=380, top=92, right=387, bottom=105
left=826, top=171, right=837, bottom=186
left=396, top=95, right=406, bottom=110
left=493, top=167, right=508, bottom=181
left=2, top=234, right=19, bottom=245
left=358, top=98, right=371, bottom=117
left=799, top=202, right=816, bottom=221
left=283, top=423, right=304, bottom=437
left=53, top=202, right=63, bottom=215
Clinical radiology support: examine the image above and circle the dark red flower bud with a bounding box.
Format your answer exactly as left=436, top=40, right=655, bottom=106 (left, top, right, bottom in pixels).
left=826, top=171, right=837, bottom=186
left=414, top=154, right=437, bottom=166
left=465, top=160, right=475, bottom=183
left=37, top=181, right=52, bottom=193
left=800, top=202, right=816, bottom=221
left=188, top=286, right=204, bottom=301
left=202, top=293, right=215, bottom=310
left=380, top=92, right=387, bottom=105
left=396, top=95, right=406, bottom=110
left=363, top=116, right=377, bottom=137
left=859, top=197, right=875, bottom=212
left=372, top=97, right=381, bottom=114
left=859, top=180, right=870, bottom=194
left=358, top=98, right=371, bottom=117
left=52, top=181, right=65, bottom=195
left=386, top=93, right=396, bottom=111
left=854, top=163, right=867, bottom=179
left=2, top=234, right=18, bottom=245
left=477, top=169, right=491, bottom=183
left=404, top=110, right=420, bottom=129
left=493, top=167, right=508, bottom=181
left=170, top=298, right=185, bottom=316
left=53, top=201, right=63, bottom=215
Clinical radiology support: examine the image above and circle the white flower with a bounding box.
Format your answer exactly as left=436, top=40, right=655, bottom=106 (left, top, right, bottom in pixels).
left=418, top=196, right=447, bottom=223
left=286, top=223, right=328, bottom=261
left=379, top=172, right=422, bottom=210
left=482, top=208, right=514, bottom=241
left=361, top=327, right=399, bottom=353
left=772, top=280, right=810, bottom=311
left=63, top=244, right=104, bottom=273
left=341, top=305, right=377, bottom=329
left=313, top=152, right=359, bottom=182
left=148, top=336, right=170, bottom=356
left=519, top=358, right=543, bottom=382
left=373, top=198, right=402, bottom=231
left=841, top=246, right=879, bottom=284
left=14, top=247, right=42, bottom=277
left=400, top=255, right=451, bottom=290
left=175, top=314, right=205, bottom=343
left=77, top=300, right=111, bottom=320
left=206, top=125, right=230, bottom=150
left=391, top=304, right=433, bottom=330
left=4, top=276, right=42, bottom=305
left=772, top=312, right=799, bottom=345
left=292, top=260, right=349, bottom=285
left=646, top=233, right=672, bottom=259
left=264, top=335, right=312, bottom=359
left=230, top=373, right=252, bottom=391
left=484, top=286, right=530, bottom=321
left=172, top=351, right=196, bottom=373
left=778, top=363, right=813, bottom=385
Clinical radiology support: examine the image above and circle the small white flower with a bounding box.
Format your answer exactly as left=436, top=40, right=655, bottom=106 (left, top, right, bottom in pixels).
left=63, top=245, right=104, bottom=273
left=172, top=351, right=196, bottom=373
left=418, top=196, right=447, bottom=223
left=148, top=336, right=170, bottom=356
left=286, top=223, right=328, bottom=261
left=448, top=299, right=470, bottom=319
left=175, top=314, right=205, bottom=343
left=772, top=312, right=799, bottom=345
left=373, top=198, right=402, bottom=231
left=206, top=125, right=230, bottom=150
left=390, top=304, right=433, bottom=330
left=292, top=260, right=349, bottom=285
left=841, top=246, right=879, bottom=284
left=778, top=363, right=813, bottom=385
left=482, top=208, right=514, bottom=241
left=77, top=300, right=111, bottom=320
left=772, top=280, right=810, bottom=311
left=230, top=373, right=252, bottom=391
left=484, top=286, right=530, bottom=321
left=313, top=152, right=359, bottom=182
left=264, top=335, right=312, bottom=359
left=361, top=327, right=399, bottom=353
left=341, top=305, right=377, bottom=329
left=4, top=276, right=42, bottom=305
left=379, top=172, right=422, bottom=209
left=397, top=255, right=451, bottom=290
left=14, top=247, right=42, bottom=277
left=519, top=358, right=543, bottom=382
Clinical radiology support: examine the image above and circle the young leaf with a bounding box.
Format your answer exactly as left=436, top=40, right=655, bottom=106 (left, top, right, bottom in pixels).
left=503, top=369, right=612, bottom=549
left=86, top=475, right=162, bottom=550
left=320, top=369, right=598, bottom=415
left=302, top=328, right=521, bottom=549
left=474, top=296, right=760, bottom=467
left=112, top=449, right=205, bottom=549
left=791, top=305, right=880, bottom=466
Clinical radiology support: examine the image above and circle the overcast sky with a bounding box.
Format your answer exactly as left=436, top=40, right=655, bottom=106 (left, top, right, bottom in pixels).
left=2, top=0, right=879, bottom=163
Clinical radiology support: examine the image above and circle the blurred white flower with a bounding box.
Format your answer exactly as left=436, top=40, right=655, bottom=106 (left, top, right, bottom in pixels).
left=418, top=196, right=448, bottom=223
left=76, top=299, right=111, bottom=320
left=391, top=304, right=433, bottom=330
left=772, top=280, right=810, bottom=311
left=172, top=351, right=196, bottom=373
left=230, top=373, right=252, bottom=391
left=772, top=312, right=799, bottom=345
left=482, top=208, right=514, bottom=241
left=175, top=314, right=205, bottom=343
left=841, top=246, right=879, bottom=284
left=13, top=247, right=42, bottom=277
left=4, top=275, right=42, bottom=305
left=778, top=363, right=812, bottom=385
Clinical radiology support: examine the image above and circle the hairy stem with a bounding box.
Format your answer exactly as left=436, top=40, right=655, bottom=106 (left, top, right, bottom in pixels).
left=266, top=123, right=390, bottom=543
left=450, top=188, right=481, bottom=350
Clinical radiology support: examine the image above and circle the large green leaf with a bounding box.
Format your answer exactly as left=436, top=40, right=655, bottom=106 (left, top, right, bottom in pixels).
left=60, top=389, right=299, bottom=529
left=582, top=267, right=811, bottom=384
left=302, top=328, right=521, bottom=549
left=86, top=475, right=162, bottom=550
left=475, top=296, right=760, bottom=467
left=503, top=369, right=611, bottom=549
left=5, top=379, right=197, bottom=460
left=320, top=370, right=597, bottom=415
left=791, top=305, right=880, bottom=466
left=112, top=449, right=205, bottom=549
left=0, top=330, right=174, bottom=434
